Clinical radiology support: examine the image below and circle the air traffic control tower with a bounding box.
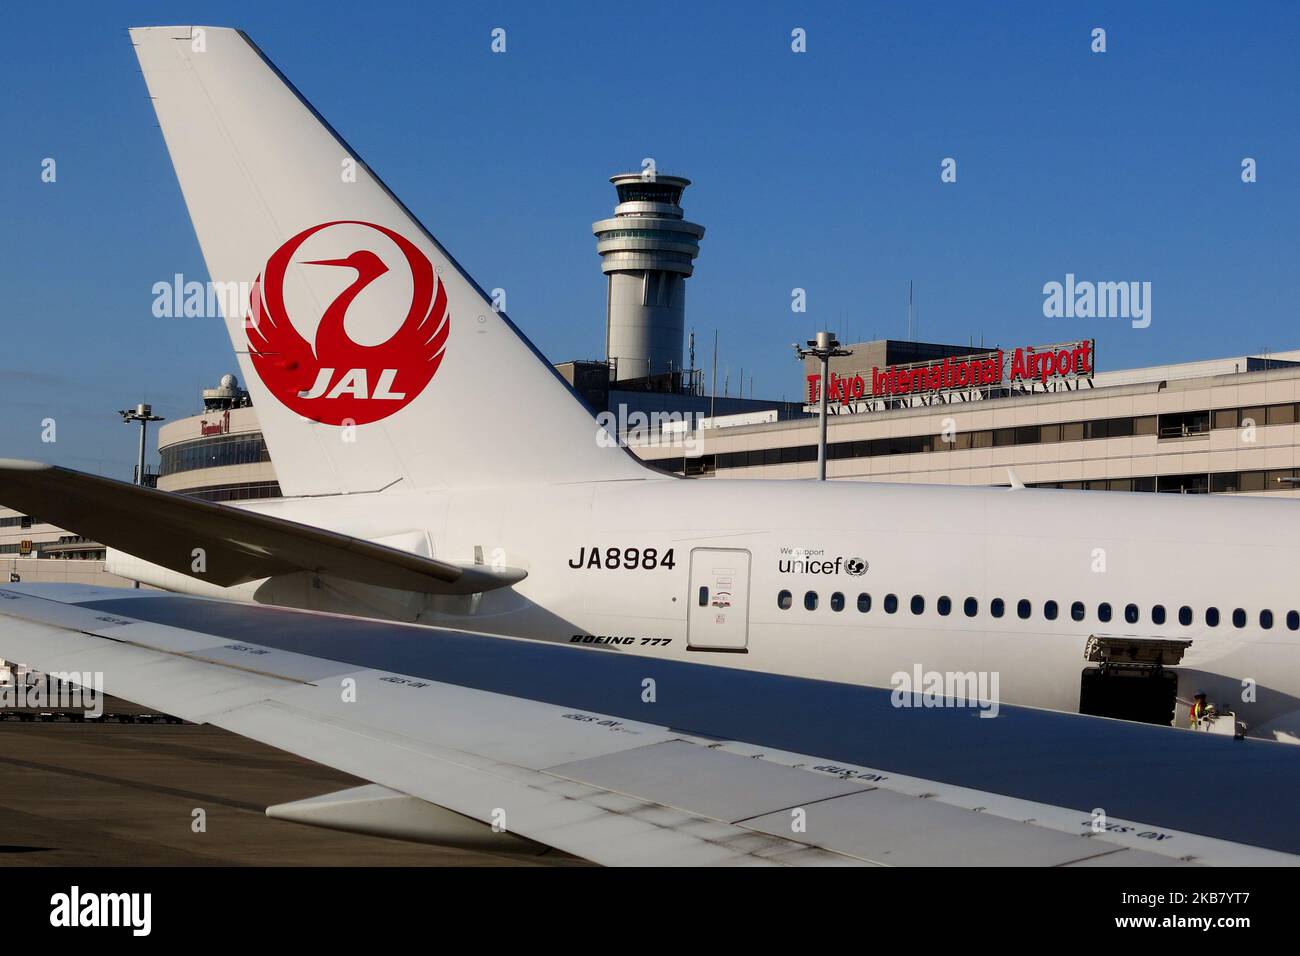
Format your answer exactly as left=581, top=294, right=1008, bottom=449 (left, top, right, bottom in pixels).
left=593, top=173, right=705, bottom=382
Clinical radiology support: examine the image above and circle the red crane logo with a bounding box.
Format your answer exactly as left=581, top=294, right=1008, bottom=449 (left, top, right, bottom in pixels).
left=245, top=220, right=450, bottom=425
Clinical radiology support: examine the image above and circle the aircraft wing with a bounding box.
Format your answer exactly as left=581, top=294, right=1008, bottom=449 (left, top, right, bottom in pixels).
left=3, top=584, right=1300, bottom=866
left=0, top=460, right=523, bottom=595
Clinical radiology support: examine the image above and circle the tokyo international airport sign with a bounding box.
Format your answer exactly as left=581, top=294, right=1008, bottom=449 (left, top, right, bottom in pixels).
left=804, top=340, right=1095, bottom=414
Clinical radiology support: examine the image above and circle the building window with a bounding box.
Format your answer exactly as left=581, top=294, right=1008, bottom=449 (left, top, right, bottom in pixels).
left=1269, top=403, right=1298, bottom=425
left=1240, top=406, right=1267, bottom=430
left=1108, top=417, right=1135, bottom=438
left=1245, top=470, right=1273, bottom=492
left=1157, top=473, right=1210, bottom=494
left=1211, top=473, right=1240, bottom=494
left=778, top=590, right=792, bottom=610
left=857, top=593, right=872, bottom=613
left=1158, top=411, right=1211, bottom=439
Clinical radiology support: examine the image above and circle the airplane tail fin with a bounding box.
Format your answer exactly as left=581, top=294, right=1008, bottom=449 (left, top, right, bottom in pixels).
left=130, top=26, right=651, bottom=496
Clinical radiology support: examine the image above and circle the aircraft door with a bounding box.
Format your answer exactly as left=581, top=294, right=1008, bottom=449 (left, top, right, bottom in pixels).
left=687, top=548, right=750, bottom=651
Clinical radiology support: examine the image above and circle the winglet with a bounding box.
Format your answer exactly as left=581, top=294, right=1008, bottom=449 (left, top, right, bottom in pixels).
left=1007, top=468, right=1025, bottom=490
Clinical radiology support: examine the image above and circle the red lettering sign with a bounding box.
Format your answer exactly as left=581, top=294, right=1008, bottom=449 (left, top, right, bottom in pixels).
left=807, top=341, right=1093, bottom=407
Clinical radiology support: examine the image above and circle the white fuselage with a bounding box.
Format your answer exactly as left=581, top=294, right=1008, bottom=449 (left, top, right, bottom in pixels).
left=109, top=477, right=1300, bottom=740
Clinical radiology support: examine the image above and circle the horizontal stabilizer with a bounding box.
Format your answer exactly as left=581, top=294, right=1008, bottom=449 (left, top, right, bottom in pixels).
left=0, top=459, right=524, bottom=595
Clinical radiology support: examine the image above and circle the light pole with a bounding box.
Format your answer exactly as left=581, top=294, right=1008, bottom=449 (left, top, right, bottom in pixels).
left=794, top=332, right=853, bottom=481
left=118, top=403, right=164, bottom=486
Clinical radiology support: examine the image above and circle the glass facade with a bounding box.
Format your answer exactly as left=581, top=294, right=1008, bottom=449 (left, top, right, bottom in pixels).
left=160, top=434, right=271, bottom=476
left=614, top=183, right=683, bottom=205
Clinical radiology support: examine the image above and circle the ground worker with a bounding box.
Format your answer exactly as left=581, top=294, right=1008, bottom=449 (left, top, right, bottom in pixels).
left=1190, top=691, right=1209, bottom=728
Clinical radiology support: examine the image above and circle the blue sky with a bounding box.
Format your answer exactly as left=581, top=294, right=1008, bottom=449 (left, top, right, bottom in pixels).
left=2, top=0, right=1298, bottom=476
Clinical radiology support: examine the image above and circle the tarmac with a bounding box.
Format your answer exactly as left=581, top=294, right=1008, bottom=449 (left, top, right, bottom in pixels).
left=0, top=699, right=583, bottom=866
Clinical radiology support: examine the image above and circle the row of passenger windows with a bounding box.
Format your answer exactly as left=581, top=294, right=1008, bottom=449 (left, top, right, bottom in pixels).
left=775, top=590, right=1300, bottom=630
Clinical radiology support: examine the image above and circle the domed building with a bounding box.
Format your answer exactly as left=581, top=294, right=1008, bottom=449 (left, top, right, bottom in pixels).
left=155, top=374, right=280, bottom=502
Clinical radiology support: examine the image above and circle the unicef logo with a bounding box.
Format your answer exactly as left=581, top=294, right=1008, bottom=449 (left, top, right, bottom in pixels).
left=845, top=557, right=868, bottom=576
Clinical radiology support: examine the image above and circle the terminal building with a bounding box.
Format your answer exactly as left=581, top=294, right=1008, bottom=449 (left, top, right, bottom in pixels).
left=0, top=509, right=121, bottom=585
left=633, top=339, right=1300, bottom=498
left=154, top=340, right=1300, bottom=502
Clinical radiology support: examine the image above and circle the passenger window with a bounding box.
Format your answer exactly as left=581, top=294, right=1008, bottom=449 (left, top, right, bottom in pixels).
left=805, top=591, right=819, bottom=611
left=964, top=597, right=978, bottom=617
left=857, top=593, right=872, bottom=613
left=1178, top=606, right=1192, bottom=626
left=990, top=598, right=1005, bottom=618
left=1260, top=609, right=1273, bottom=629
left=884, top=593, right=899, bottom=614
left=1206, top=607, right=1220, bottom=627
left=1017, top=599, right=1031, bottom=620
left=777, top=590, right=792, bottom=610
left=830, top=592, right=845, bottom=612
left=1098, top=602, right=1112, bottom=623
left=1152, top=605, right=1166, bottom=625
left=1070, top=601, right=1085, bottom=622
left=1043, top=600, right=1058, bottom=621
left=1232, top=608, right=1246, bottom=628
left=1124, top=603, right=1139, bottom=624
left=937, top=596, right=952, bottom=616
left=911, top=595, right=925, bottom=615
left=1289, top=611, right=1300, bottom=631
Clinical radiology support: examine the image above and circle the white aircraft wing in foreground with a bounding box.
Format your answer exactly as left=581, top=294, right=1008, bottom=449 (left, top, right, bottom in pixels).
left=2, top=583, right=1297, bottom=866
